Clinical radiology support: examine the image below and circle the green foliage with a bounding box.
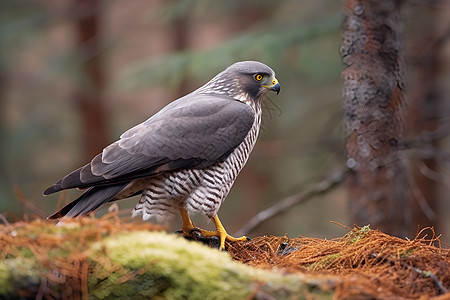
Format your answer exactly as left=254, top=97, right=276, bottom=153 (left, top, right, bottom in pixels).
left=120, top=15, right=341, bottom=91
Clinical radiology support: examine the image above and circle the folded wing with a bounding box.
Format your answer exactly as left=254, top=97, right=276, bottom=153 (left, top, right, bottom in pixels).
left=44, top=94, right=255, bottom=195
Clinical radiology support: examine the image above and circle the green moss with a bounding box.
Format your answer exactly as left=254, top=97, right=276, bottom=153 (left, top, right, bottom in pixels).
left=0, top=257, right=41, bottom=297
left=399, top=247, right=416, bottom=258
left=89, top=232, right=322, bottom=300
left=308, top=253, right=340, bottom=271
left=0, top=228, right=334, bottom=299
left=0, top=263, right=12, bottom=295
left=343, top=225, right=371, bottom=244
left=17, top=247, right=34, bottom=258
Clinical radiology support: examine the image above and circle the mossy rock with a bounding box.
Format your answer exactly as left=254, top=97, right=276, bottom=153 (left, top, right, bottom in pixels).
left=0, top=230, right=333, bottom=299
left=88, top=232, right=332, bottom=299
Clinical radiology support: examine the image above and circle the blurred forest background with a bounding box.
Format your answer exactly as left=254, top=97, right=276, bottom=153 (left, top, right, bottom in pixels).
left=1, top=0, right=449, bottom=243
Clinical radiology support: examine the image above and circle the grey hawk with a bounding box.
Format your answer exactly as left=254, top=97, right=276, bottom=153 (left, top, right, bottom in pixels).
left=44, top=61, right=280, bottom=249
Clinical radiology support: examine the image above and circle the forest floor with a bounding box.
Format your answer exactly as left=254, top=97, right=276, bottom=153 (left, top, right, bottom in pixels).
left=0, top=212, right=449, bottom=299
left=227, top=226, right=450, bottom=299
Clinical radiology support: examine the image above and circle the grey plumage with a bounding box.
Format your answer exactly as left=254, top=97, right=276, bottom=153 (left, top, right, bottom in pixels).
left=45, top=61, right=280, bottom=225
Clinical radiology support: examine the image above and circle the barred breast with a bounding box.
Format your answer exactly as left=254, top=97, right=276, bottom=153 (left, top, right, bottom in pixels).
left=131, top=102, right=262, bottom=222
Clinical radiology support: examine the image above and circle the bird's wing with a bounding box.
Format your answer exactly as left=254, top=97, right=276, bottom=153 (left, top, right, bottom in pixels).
left=44, top=94, right=254, bottom=195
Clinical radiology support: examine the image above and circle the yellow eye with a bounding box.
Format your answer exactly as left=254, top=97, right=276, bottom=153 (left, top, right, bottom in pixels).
left=255, top=74, right=263, bottom=81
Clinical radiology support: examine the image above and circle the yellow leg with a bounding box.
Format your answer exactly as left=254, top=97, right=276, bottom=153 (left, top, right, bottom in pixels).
left=178, top=208, right=249, bottom=250
left=179, top=208, right=196, bottom=232
left=210, top=215, right=249, bottom=249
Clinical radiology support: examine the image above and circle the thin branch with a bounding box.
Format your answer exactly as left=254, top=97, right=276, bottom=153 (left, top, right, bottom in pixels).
left=401, top=122, right=450, bottom=150
left=0, top=213, right=11, bottom=227
left=406, top=265, right=447, bottom=295
left=13, top=186, right=46, bottom=219
left=370, top=252, right=448, bottom=295
left=414, top=146, right=450, bottom=166
left=235, top=168, right=349, bottom=237
left=402, top=155, right=437, bottom=222
left=418, top=160, right=448, bottom=186
left=409, top=178, right=437, bottom=222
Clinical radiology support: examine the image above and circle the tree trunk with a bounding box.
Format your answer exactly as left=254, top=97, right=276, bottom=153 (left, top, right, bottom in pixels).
left=341, top=0, right=411, bottom=237
left=0, top=60, right=12, bottom=211
left=172, top=10, right=191, bottom=98
left=404, top=11, right=449, bottom=234
left=74, top=0, right=109, bottom=160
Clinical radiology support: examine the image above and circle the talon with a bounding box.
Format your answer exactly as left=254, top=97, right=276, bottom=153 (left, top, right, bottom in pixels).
left=178, top=208, right=249, bottom=250
left=210, top=215, right=249, bottom=250
left=189, top=228, right=202, bottom=239
left=209, top=236, right=220, bottom=249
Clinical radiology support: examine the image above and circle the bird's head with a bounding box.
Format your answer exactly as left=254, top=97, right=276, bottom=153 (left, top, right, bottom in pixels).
left=200, top=61, right=280, bottom=103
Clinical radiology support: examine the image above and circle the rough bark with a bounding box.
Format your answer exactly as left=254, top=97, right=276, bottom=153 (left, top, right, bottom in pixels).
left=341, top=0, right=411, bottom=236
left=74, top=0, right=109, bottom=160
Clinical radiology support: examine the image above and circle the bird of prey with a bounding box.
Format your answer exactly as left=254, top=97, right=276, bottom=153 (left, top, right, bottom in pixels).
left=44, top=61, right=280, bottom=250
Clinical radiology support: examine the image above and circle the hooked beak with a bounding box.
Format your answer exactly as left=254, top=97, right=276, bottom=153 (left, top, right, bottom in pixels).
left=263, top=78, right=280, bottom=95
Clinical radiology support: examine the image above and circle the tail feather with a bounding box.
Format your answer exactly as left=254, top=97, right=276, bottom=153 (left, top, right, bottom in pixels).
left=43, top=163, right=98, bottom=195
left=43, top=180, right=63, bottom=195
left=48, top=183, right=128, bottom=220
